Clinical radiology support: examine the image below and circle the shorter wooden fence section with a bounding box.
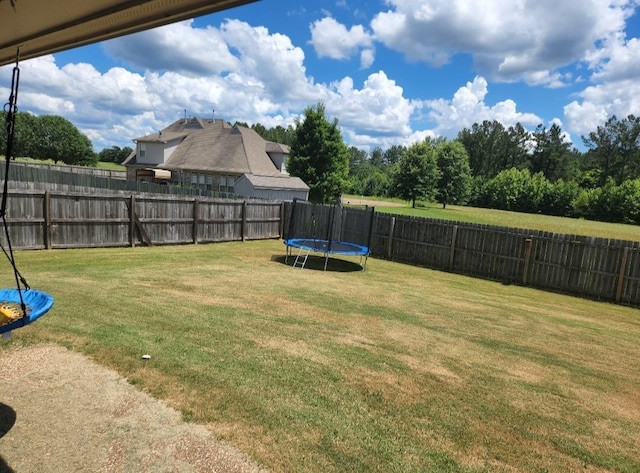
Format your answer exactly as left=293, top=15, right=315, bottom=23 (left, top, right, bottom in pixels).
left=2, top=190, right=284, bottom=249
left=370, top=214, right=640, bottom=307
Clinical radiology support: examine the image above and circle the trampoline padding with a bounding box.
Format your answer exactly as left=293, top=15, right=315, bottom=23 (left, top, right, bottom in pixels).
left=284, top=238, right=369, bottom=256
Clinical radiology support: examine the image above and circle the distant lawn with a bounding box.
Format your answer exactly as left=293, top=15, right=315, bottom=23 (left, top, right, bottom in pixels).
left=3, top=240, right=639, bottom=472
left=96, top=161, right=126, bottom=171
left=344, top=194, right=640, bottom=242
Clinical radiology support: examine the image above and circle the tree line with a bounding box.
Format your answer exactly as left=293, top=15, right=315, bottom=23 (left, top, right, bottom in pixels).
left=1, top=110, right=132, bottom=166
left=3, top=106, right=638, bottom=225
left=262, top=104, right=640, bottom=225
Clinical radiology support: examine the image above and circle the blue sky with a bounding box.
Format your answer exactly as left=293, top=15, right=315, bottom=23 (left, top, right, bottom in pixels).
left=2, top=0, right=640, bottom=153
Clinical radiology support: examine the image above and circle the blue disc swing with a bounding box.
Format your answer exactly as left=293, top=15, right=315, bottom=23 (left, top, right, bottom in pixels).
left=0, top=52, right=53, bottom=339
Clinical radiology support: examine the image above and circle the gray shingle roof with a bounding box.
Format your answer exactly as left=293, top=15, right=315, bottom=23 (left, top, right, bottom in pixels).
left=242, top=174, right=309, bottom=191
left=132, top=118, right=287, bottom=176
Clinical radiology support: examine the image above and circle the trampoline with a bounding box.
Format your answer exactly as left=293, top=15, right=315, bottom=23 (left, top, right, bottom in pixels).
left=284, top=199, right=374, bottom=270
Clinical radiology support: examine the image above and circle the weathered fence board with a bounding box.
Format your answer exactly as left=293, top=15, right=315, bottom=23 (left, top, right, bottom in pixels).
left=369, top=210, right=640, bottom=307
left=0, top=190, right=283, bottom=250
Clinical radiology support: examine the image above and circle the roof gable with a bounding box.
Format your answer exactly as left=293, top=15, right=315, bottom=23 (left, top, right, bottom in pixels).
left=140, top=119, right=286, bottom=176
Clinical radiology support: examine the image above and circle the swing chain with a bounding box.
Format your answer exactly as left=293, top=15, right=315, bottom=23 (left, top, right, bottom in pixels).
left=1, top=49, right=29, bottom=317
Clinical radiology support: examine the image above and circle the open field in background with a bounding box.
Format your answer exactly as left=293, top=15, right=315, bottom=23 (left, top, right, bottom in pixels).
left=344, top=194, right=640, bottom=243
left=96, top=161, right=126, bottom=170
left=2, top=157, right=126, bottom=171
left=1, top=239, right=639, bottom=472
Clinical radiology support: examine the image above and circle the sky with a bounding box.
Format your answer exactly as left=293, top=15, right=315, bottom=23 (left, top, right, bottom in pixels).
left=1, top=0, right=640, bottom=154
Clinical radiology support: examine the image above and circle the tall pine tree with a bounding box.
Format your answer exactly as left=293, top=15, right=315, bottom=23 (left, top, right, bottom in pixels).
left=288, top=103, right=349, bottom=203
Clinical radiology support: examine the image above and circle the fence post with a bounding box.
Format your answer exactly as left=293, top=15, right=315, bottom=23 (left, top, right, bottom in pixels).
left=129, top=195, right=135, bottom=248
left=241, top=200, right=247, bottom=242
left=449, top=225, right=458, bottom=270
left=192, top=198, right=199, bottom=245
left=279, top=200, right=285, bottom=238
left=44, top=190, right=52, bottom=249
left=387, top=216, right=395, bottom=259
left=615, top=247, right=630, bottom=303
left=522, top=238, right=533, bottom=285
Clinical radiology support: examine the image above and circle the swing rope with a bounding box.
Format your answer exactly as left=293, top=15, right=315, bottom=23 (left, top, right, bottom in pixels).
left=1, top=50, right=29, bottom=318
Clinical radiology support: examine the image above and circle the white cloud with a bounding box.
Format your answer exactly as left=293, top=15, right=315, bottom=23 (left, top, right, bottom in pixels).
left=587, top=33, right=640, bottom=82
left=424, top=76, right=542, bottom=134
left=0, top=20, right=333, bottom=150
left=104, top=20, right=240, bottom=75
left=360, top=49, right=375, bottom=69
left=564, top=78, right=640, bottom=138
left=0, top=11, right=571, bottom=155
left=0, top=23, right=397, bottom=151
left=371, top=0, right=637, bottom=87
left=325, top=71, right=415, bottom=136
left=310, top=17, right=374, bottom=64
left=562, top=16, right=640, bottom=139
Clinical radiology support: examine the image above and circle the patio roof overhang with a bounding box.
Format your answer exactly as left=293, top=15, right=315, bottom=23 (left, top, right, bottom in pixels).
left=0, top=0, right=257, bottom=67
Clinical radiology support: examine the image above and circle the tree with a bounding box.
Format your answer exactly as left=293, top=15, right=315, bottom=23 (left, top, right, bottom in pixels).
left=435, top=141, right=472, bottom=208
left=391, top=139, right=440, bottom=208
left=288, top=103, right=349, bottom=203
left=1, top=110, right=37, bottom=158
left=31, top=115, right=96, bottom=165
left=383, top=145, right=406, bottom=166
left=529, top=123, right=577, bottom=181
left=457, top=120, right=529, bottom=179
left=347, top=146, right=369, bottom=194
left=369, top=146, right=384, bottom=167
left=98, top=145, right=133, bottom=164
left=582, top=115, right=640, bottom=185
left=480, top=168, right=532, bottom=212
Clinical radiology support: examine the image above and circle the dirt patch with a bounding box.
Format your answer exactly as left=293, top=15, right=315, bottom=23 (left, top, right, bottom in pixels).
left=0, top=345, right=267, bottom=473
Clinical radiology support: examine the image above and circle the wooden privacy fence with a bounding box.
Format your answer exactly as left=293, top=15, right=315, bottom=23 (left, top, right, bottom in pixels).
left=370, top=214, right=640, bottom=307
left=1, top=189, right=284, bottom=249
left=1, top=161, right=234, bottom=198
left=2, top=191, right=639, bottom=307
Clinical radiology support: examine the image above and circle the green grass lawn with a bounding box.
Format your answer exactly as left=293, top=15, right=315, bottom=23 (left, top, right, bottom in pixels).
left=96, top=161, right=126, bottom=170
left=2, top=240, right=639, bottom=472
left=3, top=156, right=125, bottom=171
left=344, top=194, right=640, bottom=242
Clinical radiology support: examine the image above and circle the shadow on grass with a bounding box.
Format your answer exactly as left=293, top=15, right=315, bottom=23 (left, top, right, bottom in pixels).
left=271, top=254, right=365, bottom=272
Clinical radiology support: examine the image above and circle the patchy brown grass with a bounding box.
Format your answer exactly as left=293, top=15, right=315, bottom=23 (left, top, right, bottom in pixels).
left=2, top=240, right=639, bottom=472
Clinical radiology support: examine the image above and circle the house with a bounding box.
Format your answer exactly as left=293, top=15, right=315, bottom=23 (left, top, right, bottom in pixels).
left=123, top=118, right=309, bottom=201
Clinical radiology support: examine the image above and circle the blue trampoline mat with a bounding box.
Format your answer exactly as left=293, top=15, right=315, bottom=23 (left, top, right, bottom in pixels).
left=284, top=238, right=369, bottom=256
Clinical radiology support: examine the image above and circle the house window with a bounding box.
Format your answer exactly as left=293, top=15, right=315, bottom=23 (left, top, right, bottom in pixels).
left=191, top=174, right=198, bottom=186
left=206, top=175, right=213, bottom=191
left=139, top=143, right=146, bottom=159
left=219, top=176, right=235, bottom=194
